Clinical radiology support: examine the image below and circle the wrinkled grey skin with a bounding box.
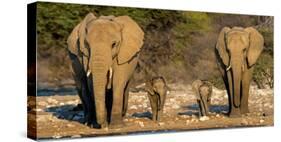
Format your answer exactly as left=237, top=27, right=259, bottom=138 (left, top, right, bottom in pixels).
left=192, top=80, right=212, bottom=116
left=146, top=77, right=168, bottom=121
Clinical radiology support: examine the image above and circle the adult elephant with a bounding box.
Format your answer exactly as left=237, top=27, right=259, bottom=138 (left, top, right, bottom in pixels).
left=215, top=27, right=264, bottom=117
left=67, top=13, right=144, bottom=128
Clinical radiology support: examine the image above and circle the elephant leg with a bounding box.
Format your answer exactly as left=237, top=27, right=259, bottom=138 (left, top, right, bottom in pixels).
left=122, top=79, right=131, bottom=117
left=148, top=94, right=158, bottom=121
left=240, top=68, right=253, bottom=114
left=110, top=58, right=138, bottom=128
left=157, top=108, right=164, bottom=121
left=80, top=78, right=93, bottom=125
left=73, top=79, right=88, bottom=122
left=69, top=55, right=91, bottom=124
left=197, top=100, right=203, bottom=117
left=110, top=78, right=127, bottom=127
left=227, top=71, right=241, bottom=117
left=106, top=89, right=113, bottom=123
left=201, top=95, right=209, bottom=116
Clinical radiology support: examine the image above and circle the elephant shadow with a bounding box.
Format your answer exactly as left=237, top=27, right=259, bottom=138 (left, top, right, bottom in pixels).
left=178, top=104, right=229, bottom=116
left=178, top=104, right=200, bottom=116
left=132, top=111, right=153, bottom=120
left=46, top=104, right=85, bottom=124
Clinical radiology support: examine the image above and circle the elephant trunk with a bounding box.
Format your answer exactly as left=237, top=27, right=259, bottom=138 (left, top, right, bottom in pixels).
left=231, top=56, right=243, bottom=108
left=158, top=90, right=166, bottom=110
left=90, top=46, right=112, bottom=126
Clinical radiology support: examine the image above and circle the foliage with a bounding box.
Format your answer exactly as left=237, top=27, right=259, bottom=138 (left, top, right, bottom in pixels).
left=36, top=2, right=273, bottom=89
left=253, top=53, right=274, bottom=89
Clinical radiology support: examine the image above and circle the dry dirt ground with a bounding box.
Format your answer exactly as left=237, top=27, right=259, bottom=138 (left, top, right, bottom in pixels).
left=28, top=84, right=273, bottom=140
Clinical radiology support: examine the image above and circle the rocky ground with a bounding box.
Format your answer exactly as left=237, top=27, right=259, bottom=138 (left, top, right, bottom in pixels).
left=28, top=84, right=274, bottom=140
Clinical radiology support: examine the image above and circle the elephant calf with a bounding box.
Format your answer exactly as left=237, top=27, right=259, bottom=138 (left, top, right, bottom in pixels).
left=192, top=80, right=213, bottom=117
left=145, top=76, right=168, bottom=122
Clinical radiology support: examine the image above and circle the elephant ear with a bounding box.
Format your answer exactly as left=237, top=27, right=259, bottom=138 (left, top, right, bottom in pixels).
left=114, top=16, right=144, bottom=64
left=216, top=27, right=231, bottom=66
left=244, top=27, right=264, bottom=67
left=78, top=13, right=96, bottom=57
left=67, top=23, right=80, bottom=55
left=145, top=80, right=155, bottom=95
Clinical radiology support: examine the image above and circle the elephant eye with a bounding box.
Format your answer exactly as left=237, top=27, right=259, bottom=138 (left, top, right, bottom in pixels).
left=112, top=41, right=118, bottom=48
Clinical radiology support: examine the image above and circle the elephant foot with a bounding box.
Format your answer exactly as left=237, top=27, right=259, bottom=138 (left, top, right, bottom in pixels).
left=109, top=121, right=126, bottom=129
left=89, top=123, right=102, bottom=129
left=240, top=107, right=250, bottom=114
left=72, top=104, right=84, bottom=111
left=122, top=111, right=127, bottom=117
left=229, top=108, right=241, bottom=118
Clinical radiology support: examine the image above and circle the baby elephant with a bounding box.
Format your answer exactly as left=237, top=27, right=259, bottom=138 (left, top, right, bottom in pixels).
left=145, top=76, right=168, bottom=122
left=192, top=80, right=213, bottom=117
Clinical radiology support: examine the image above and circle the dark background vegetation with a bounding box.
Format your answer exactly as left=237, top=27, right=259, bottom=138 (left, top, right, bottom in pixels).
left=36, top=2, right=273, bottom=89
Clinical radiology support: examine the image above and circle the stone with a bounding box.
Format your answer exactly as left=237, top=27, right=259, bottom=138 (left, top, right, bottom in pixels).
left=71, top=135, right=81, bottom=138
left=172, top=104, right=180, bottom=109
left=130, top=105, right=137, bottom=109
left=259, top=119, right=265, bottom=123
left=47, top=98, right=58, bottom=104
left=138, top=121, right=144, bottom=127
left=38, top=101, right=48, bottom=106
left=158, top=122, right=165, bottom=126
left=53, top=135, right=62, bottom=139
left=199, top=116, right=210, bottom=121
left=67, top=124, right=75, bottom=128
left=34, top=108, right=43, bottom=112
left=241, top=119, right=248, bottom=125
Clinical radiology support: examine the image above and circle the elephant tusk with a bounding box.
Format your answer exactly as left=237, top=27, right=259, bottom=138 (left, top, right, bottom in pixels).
left=87, top=70, right=91, bottom=77
left=109, top=67, right=113, bottom=80
left=226, top=64, right=232, bottom=71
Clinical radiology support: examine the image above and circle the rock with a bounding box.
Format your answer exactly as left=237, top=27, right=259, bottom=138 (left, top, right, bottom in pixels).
left=191, top=115, right=197, bottom=119
left=191, top=119, right=198, bottom=123
left=180, top=115, right=190, bottom=119
left=124, top=118, right=128, bottom=122
left=67, top=124, right=75, bottom=128
left=129, top=105, right=137, bottom=110
left=71, top=135, right=81, bottom=138
left=158, top=122, right=165, bottom=126
left=138, top=121, right=144, bottom=127
left=143, top=103, right=148, bottom=108
left=47, top=98, right=58, bottom=104
left=66, top=101, right=76, bottom=105
left=169, top=98, right=175, bottom=102
left=38, top=101, right=48, bottom=106
left=186, top=120, right=190, bottom=125
left=216, top=114, right=220, bottom=118
left=259, top=119, right=265, bottom=123
left=59, top=102, right=65, bottom=106
left=241, top=119, right=248, bottom=125
left=33, top=108, right=43, bottom=112
left=53, top=135, right=62, bottom=139
left=172, top=104, right=180, bottom=109
left=199, top=116, right=210, bottom=121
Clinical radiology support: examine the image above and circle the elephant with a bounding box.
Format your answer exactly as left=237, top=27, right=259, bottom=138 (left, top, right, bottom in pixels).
left=67, top=13, right=144, bottom=128
left=215, top=27, right=264, bottom=117
left=145, top=76, right=168, bottom=121
left=192, top=80, right=212, bottom=117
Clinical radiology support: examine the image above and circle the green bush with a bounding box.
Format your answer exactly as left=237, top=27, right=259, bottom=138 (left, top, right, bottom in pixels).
left=36, top=2, right=273, bottom=88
